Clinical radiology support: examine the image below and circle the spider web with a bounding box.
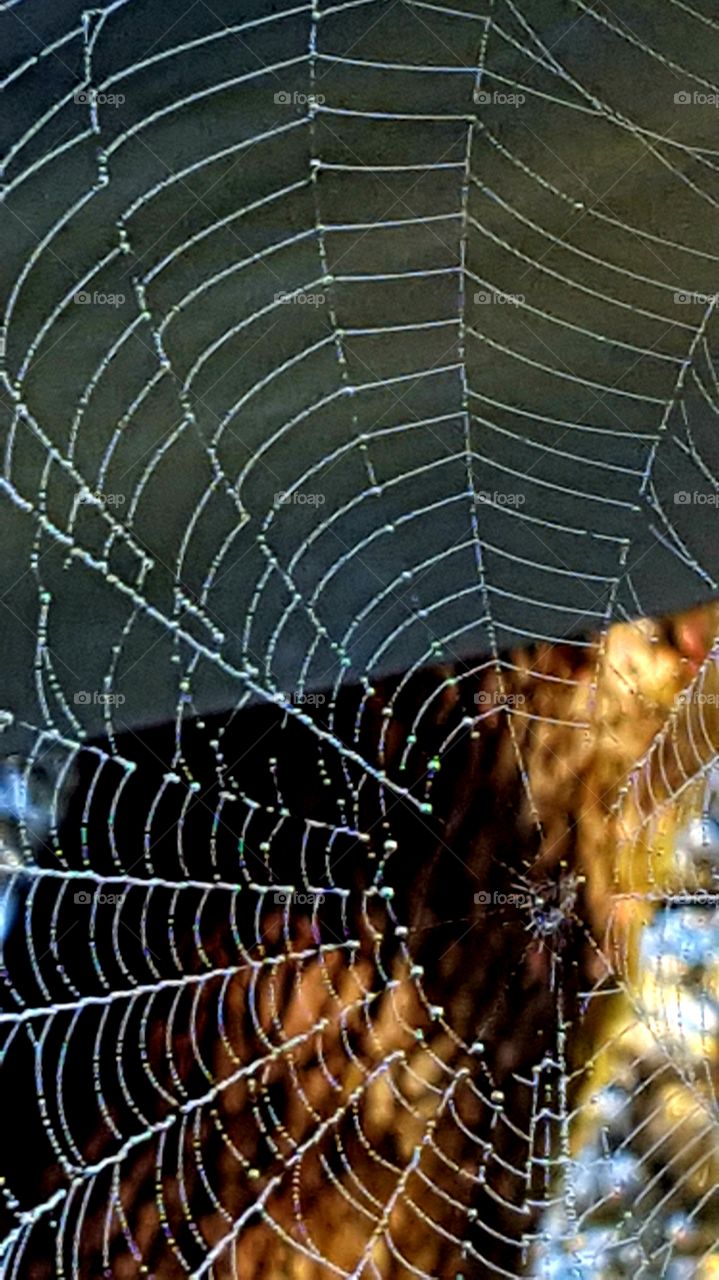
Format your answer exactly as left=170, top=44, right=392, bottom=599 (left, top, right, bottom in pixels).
left=2, top=0, right=719, bottom=1276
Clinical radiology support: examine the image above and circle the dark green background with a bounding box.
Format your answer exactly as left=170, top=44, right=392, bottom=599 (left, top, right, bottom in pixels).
left=1, top=0, right=718, bottom=745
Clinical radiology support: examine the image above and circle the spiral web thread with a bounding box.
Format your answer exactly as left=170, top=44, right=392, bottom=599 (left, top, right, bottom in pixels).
left=2, top=0, right=719, bottom=1276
